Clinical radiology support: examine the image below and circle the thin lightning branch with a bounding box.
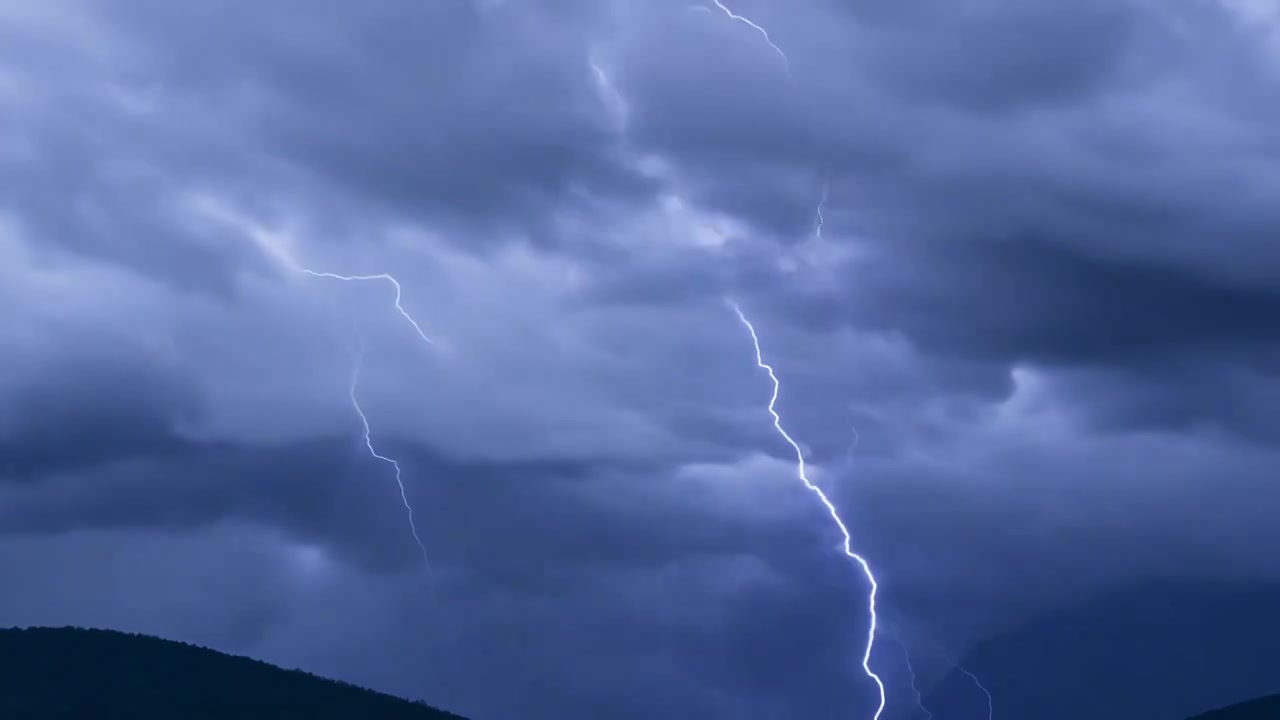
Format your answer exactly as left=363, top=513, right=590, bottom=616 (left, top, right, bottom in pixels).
left=958, top=665, right=994, bottom=720
left=898, top=630, right=997, bottom=720
left=350, top=347, right=431, bottom=568
left=710, top=0, right=791, bottom=74
left=815, top=180, right=829, bottom=241
left=301, top=270, right=435, bottom=348
left=194, top=200, right=436, bottom=350
left=900, top=642, right=934, bottom=720
left=845, top=418, right=861, bottom=468
left=728, top=299, right=887, bottom=720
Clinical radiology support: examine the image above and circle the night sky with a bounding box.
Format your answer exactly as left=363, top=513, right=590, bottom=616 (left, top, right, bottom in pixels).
left=3, top=1, right=1280, bottom=719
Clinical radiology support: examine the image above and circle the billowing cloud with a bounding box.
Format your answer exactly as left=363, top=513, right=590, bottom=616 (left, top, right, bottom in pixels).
left=3, top=1, right=1278, bottom=718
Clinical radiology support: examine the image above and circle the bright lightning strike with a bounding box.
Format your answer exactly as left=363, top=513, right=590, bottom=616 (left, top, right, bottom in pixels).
left=709, top=0, right=791, bottom=74
left=349, top=346, right=431, bottom=568
left=958, top=665, right=994, bottom=720
left=728, top=299, right=887, bottom=720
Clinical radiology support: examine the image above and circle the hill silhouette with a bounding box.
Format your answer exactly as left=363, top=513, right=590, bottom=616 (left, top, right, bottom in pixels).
left=1189, top=693, right=1280, bottom=719
left=0, top=626, right=465, bottom=720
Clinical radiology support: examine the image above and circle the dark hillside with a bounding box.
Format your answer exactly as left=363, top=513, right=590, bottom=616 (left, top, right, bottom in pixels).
left=0, top=626, right=464, bottom=720
left=1189, top=694, right=1280, bottom=719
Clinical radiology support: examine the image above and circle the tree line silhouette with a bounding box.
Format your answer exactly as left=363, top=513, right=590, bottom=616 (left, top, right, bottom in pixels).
left=0, top=626, right=464, bottom=720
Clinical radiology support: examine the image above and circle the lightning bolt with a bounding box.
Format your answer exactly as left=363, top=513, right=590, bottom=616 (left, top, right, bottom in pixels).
left=593, top=17, right=887, bottom=719
left=728, top=299, right=887, bottom=719
left=349, top=345, right=431, bottom=568
left=957, top=665, right=994, bottom=720
left=709, top=1, right=791, bottom=74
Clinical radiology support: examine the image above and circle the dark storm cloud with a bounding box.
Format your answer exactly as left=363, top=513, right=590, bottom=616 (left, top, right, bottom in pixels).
left=850, top=0, right=1140, bottom=113
left=0, top=355, right=200, bottom=481
left=85, top=0, right=657, bottom=239
left=1054, top=363, right=1280, bottom=441
left=5, top=1, right=1280, bottom=719
left=0, top=423, right=826, bottom=585
left=841, top=238, right=1280, bottom=366
left=0, top=5, right=285, bottom=292
left=0, top=438, right=420, bottom=570
left=595, top=0, right=1280, bottom=442
left=614, top=0, right=1280, bottom=277
left=0, top=527, right=303, bottom=650
left=0, top=0, right=662, bottom=303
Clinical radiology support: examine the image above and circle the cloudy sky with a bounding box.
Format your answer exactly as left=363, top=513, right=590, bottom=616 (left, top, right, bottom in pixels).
left=3, top=0, right=1280, bottom=718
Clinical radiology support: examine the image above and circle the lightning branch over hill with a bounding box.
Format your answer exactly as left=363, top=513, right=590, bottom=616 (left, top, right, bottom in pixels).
left=350, top=344, right=432, bottom=569
left=199, top=200, right=438, bottom=567
left=307, top=263, right=437, bottom=566
left=728, top=299, right=887, bottom=720
left=269, top=239, right=435, bottom=569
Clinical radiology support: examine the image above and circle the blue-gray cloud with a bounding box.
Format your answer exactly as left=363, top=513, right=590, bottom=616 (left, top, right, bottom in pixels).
left=3, top=1, right=1279, bottom=718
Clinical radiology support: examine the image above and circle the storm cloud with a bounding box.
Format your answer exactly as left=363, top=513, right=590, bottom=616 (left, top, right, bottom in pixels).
left=3, top=0, right=1279, bottom=718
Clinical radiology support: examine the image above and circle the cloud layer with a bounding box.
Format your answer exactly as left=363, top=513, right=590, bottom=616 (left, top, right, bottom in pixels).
left=3, top=1, right=1279, bottom=717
